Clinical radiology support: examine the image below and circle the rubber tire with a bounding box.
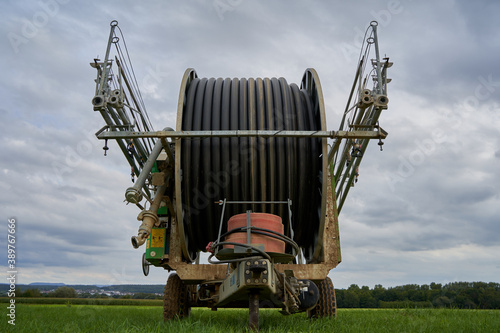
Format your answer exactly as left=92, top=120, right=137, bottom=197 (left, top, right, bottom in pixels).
left=308, top=277, right=337, bottom=319
left=163, top=273, right=191, bottom=320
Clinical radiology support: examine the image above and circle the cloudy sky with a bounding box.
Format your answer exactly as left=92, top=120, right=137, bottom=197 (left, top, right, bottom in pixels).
left=1, top=0, right=498, bottom=289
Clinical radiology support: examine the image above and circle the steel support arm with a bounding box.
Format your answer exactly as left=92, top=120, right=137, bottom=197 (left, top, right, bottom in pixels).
left=96, top=129, right=387, bottom=140
left=124, top=127, right=172, bottom=204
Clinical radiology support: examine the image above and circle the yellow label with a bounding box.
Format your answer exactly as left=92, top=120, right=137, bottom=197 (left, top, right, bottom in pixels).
left=150, top=228, right=164, bottom=248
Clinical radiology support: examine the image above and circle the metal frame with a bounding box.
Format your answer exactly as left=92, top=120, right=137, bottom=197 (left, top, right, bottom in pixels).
left=164, top=170, right=340, bottom=283
left=90, top=19, right=394, bottom=332
left=96, top=129, right=387, bottom=140
left=91, top=19, right=390, bottom=287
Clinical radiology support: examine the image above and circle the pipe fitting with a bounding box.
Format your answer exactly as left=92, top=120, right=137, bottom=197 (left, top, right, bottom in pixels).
left=362, top=89, right=372, bottom=96
left=108, top=89, right=123, bottom=107
left=125, top=187, right=143, bottom=204
left=358, top=89, right=374, bottom=108
left=124, top=128, right=171, bottom=202
left=92, top=95, right=106, bottom=110
left=131, top=210, right=159, bottom=249
left=374, top=94, right=389, bottom=107
left=358, top=95, right=374, bottom=108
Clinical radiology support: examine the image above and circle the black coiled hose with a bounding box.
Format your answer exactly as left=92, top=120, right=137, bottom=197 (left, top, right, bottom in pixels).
left=177, top=72, right=325, bottom=261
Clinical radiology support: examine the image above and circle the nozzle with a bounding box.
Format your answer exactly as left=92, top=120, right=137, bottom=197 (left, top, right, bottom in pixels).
left=131, top=235, right=145, bottom=249
left=125, top=187, right=143, bottom=204
left=130, top=210, right=159, bottom=249
left=92, top=95, right=105, bottom=110
left=374, top=94, right=389, bottom=107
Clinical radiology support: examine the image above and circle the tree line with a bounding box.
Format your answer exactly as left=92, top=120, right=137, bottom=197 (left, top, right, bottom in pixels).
left=9, top=281, right=500, bottom=309
left=14, top=286, right=161, bottom=300
left=336, top=282, right=500, bottom=309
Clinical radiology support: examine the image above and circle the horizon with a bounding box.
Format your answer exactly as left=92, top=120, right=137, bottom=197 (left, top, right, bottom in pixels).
left=1, top=1, right=499, bottom=290
left=3, top=280, right=499, bottom=289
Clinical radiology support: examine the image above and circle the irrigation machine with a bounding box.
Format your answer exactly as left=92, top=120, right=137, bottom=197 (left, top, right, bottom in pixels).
left=91, top=20, right=392, bottom=330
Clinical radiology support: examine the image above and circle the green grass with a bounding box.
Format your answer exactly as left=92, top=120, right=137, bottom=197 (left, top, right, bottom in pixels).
left=1, top=305, right=499, bottom=332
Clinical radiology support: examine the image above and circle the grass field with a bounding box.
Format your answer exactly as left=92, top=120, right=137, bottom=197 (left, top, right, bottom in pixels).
left=2, top=304, right=499, bottom=332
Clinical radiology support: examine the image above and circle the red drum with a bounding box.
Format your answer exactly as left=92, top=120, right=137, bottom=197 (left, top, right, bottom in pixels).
left=225, top=213, right=285, bottom=253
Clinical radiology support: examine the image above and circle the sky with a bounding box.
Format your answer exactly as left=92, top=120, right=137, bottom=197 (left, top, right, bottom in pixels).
left=1, top=0, right=499, bottom=290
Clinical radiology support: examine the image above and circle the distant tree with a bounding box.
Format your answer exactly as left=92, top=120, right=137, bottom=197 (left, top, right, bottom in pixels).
left=432, top=295, right=452, bottom=308
left=455, top=293, right=476, bottom=309
left=430, top=282, right=442, bottom=290
left=348, top=284, right=360, bottom=292
left=409, top=289, right=426, bottom=302
left=384, top=288, right=401, bottom=302
left=479, top=284, right=500, bottom=309
left=132, top=292, right=149, bottom=299
left=343, top=290, right=360, bottom=308
left=50, top=286, right=77, bottom=298
left=21, top=288, right=41, bottom=297
left=336, top=281, right=499, bottom=309
left=335, top=289, right=345, bottom=307
left=359, top=294, right=377, bottom=308
left=371, top=284, right=386, bottom=304
left=133, top=292, right=157, bottom=299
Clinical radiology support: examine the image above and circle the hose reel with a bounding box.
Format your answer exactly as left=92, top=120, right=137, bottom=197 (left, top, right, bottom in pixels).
left=174, top=68, right=328, bottom=263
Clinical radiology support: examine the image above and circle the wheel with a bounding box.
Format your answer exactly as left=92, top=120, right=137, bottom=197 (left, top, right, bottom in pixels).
left=141, top=253, right=150, bottom=276
left=259, top=300, right=275, bottom=308
left=163, top=273, right=191, bottom=320
left=308, top=277, right=337, bottom=319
